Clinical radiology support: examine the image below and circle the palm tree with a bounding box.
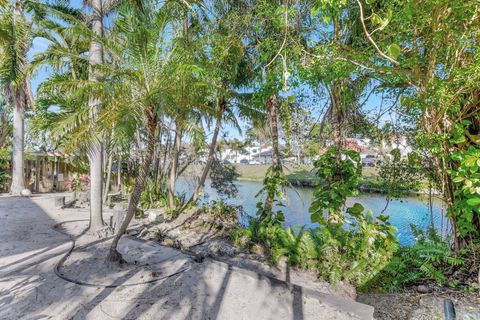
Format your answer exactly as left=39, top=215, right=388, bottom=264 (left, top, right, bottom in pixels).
left=160, top=8, right=213, bottom=210
left=0, top=93, right=11, bottom=150
left=0, top=0, right=32, bottom=195
left=32, top=0, right=123, bottom=232
left=87, top=0, right=106, bottom=232
left=1, top=0, right=78, bottom=196
left=178, top=0, right=262, bottom=210
left=104, top=0, right=187, bottom=262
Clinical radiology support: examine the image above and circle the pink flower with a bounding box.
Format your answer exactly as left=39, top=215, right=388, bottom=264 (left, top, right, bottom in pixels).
left=79, top=175, right=90, bottom=186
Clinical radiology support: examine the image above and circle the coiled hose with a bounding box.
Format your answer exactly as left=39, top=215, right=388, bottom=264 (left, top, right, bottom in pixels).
left=52, top=220, right=190, bottom=288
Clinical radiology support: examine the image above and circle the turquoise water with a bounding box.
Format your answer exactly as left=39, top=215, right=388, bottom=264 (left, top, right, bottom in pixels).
left=176, top=178, right=447, bottom=246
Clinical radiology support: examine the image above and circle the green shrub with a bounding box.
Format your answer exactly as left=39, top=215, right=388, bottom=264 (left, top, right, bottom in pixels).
left=364, top=226, right=465, bottom=292
left=231, top=209, right=397, bottom=287
left=309, top=147, right=399, bottom=286
left=139, top=178, right=168, bottom=210
left=200, top=200, right=240, bottom=230
left=308, top=207, right=398, bottom=286
left=230, top=147, right=400, bottom=287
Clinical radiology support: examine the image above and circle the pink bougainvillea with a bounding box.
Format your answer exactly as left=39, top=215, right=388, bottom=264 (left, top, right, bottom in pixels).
left=66, top=174, right=90, bottom=191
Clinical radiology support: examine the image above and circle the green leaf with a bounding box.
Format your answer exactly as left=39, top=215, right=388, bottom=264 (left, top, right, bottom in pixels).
left=465, top=156, right=478, bottom=167
left=452, top=177, right=464, bottom=183
left=311, top=212, right=323, bottom=223
left=311, top=4, right=321, bottom=17
left=451, top=135, right=466, bottom=144
left=347, top=203, right=364, bottom=215
left=387, top=44, right=401, bottom=59
left=466, top=198, right=480, bottom=207
left=322, top=15, right=332, bottom=25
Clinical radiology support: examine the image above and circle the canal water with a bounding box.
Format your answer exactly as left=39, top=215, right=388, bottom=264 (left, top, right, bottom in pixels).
left=176, top=178, right=447, bottom=246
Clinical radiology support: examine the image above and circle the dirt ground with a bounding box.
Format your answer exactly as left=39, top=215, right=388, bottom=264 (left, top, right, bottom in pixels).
left=358, top=292, right=480, bottom=320
left=0, top=194, right=373, bottom=319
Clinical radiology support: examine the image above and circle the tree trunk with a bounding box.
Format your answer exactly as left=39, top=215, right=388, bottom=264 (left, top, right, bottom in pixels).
left=103, top=152, right=113, bottom=202
left=87, top=0, right=105, bottom=232
left=107, top=111, right=157, bottom=262
left=183, top=99, right=225, bottom=209
left=153, top=125, right=163, bottom=183
left=167, top=124, right=182, bottom=209
left=89, top=143, right=104, bottom=230
left=10, top=88, right=25, bottom=195
left=159, top=131, right=171, bottom=186
left=262, top=93, right=281, bottom=219
left=117, top=154, right=122, bottom=192
left=10, top=2, right=26, bottom=196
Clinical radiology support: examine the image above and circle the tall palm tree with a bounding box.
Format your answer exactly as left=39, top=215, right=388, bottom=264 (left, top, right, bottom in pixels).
left=104, top=0, right=189, bottom=261
left=180, top=0, right=262, bottom=209
left=32, top=0, right=122, bottom=232
left=1, top=0, right=77, bottom=196
left=0, top=0, right=32, bottom=195
left=160, top=7, right=213, bottom=210
left=87, top=0, right=106, bottom=232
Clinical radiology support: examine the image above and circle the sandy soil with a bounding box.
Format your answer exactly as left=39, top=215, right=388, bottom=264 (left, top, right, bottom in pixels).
left=0, top=194, right=373, bottom=319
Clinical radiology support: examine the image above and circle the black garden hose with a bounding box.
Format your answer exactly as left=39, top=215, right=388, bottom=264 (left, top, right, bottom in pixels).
left=52, top=220, right=190, bottom=288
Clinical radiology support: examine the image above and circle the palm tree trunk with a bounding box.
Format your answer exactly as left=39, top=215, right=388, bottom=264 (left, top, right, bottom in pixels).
left=107, top=111, right=157, bottom=262
left=159, top=131, right=171, bottom=185
left=262, top=93, right=281, bottom=219
left=153, top=125, right=162, bottom=183
left=89, top=143, right=104, bottom=230
left=167, top=124, right=182, bottom=209
left=117, top=154, right=122, bottom=192
left=10, top=88, right=25, bottom=195
left=103, top=152, right=113, bottom=202
left=183, top=99, right=225, bottom=209
left=10, top=1, right=26, bottom=196
left=88, top=0, right=105, bottom=232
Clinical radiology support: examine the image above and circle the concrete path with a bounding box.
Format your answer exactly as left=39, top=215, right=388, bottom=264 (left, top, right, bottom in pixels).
left=0, top=194, right=374, bottom=319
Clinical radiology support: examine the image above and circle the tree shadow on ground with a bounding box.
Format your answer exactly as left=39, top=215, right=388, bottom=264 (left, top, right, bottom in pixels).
left=0, top=195, right=315, bottom=319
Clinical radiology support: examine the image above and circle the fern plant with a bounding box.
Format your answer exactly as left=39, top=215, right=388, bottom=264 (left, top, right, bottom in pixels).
left=364, top=226, right=465, bottom=292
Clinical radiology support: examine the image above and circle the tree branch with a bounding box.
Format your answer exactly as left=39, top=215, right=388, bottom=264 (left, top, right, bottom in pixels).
left=265, top=0, right=289, bottom=69
left=355, top=0, right=400, bottom=66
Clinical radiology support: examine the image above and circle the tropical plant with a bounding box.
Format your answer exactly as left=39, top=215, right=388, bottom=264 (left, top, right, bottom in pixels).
left=200, top=200, right=240, bottom=231
left=106, top=0, right=208, bottom=262
left=309, top=147, right=398, bottom=285
left=309, top=205, right=398, bottom=286
left=65, top=173, right=90, bottom=192
left=139, top=178, right=168, bottom=210
left=365, top=226, right=465, bottom=292
left=449, top=143, right=480, bottom=240
left=310, top=147, right=362, bottom=225
left=0, top=0, right=31, bottom=195
left=377, top=149, right=422, bottom=212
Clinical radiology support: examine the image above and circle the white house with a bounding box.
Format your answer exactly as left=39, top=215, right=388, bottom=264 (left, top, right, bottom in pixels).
left=219, top=144, right=274, bottom=164
left=382, top=136, right=413, bottom=157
